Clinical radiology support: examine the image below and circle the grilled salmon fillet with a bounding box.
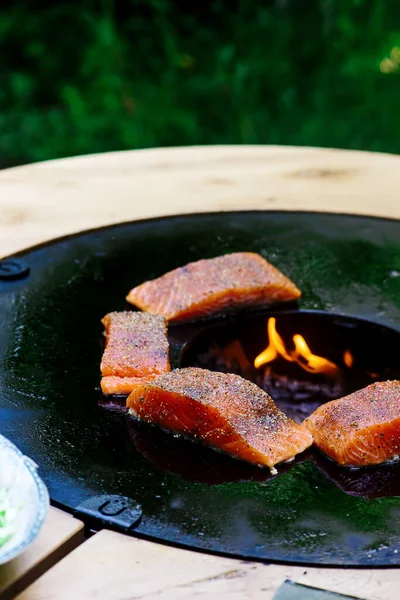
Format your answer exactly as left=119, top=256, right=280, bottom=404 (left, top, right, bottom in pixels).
left=303, top=381, right=400, bottom=467
left=100, top=311, right=170, bottom=395
left=126, top=252, right=301, bottom=323
left=127, top=367, right=312, bottom=471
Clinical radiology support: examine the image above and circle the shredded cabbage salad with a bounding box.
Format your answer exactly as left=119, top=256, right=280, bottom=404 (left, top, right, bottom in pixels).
left=0, top=435, right=49, bottom=563
left=0, top=488, right=15, bottom=548
left=0, top=438, right=31, bottom=556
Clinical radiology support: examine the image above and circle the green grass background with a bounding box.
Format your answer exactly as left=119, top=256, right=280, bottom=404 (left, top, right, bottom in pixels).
left=0, top=0, right=399, bottom=166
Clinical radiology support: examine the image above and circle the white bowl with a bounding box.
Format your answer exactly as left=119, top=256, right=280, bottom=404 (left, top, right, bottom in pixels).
left=0, top=434, right=49, bottom=564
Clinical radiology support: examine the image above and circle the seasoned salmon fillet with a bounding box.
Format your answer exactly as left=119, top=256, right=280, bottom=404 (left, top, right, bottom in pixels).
left=100, top=311, right=170, bottom=395
left=127, top=367, right=312, bottom=471
left=303, top=381, right=400, bottom=467
left=101, top=375, right=158, bottom=396
left=126, top=252, right=301, bottom=323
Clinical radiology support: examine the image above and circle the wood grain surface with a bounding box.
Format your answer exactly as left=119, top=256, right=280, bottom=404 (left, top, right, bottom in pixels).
left=16, top=529, right=399, bottom=600
left=1, top=145, right=399, bottom=258
left=0, top=508, right=83, bottom=600
left=1, top=145, right=399, bottom=599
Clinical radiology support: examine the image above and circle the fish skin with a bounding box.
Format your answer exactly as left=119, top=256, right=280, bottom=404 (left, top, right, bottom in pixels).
left=127, top=367, right=313, bottom=469
left=303, top=381, right=400, bottom=467
left=100, top=311, right=170, bottom=394
left=126, top=252, right=301, bottom=323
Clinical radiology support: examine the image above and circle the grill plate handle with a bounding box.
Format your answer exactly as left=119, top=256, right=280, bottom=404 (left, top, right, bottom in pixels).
left=74, top=494, right=142, bottom=532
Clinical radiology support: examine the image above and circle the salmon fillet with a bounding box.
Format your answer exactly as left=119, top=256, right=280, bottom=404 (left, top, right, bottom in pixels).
left=126, top=367, right=312, bottom=471
left=101, top=375, right=158, bottom=396
left=126, top=252, right=301, bottom=323
left=303, top=381, right=400, bottom=467
left=100, top=311, right=170, bottom=395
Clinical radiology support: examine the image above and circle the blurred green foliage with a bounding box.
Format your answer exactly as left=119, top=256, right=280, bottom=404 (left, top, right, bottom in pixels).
left=0, top=0, right=399, bottom=165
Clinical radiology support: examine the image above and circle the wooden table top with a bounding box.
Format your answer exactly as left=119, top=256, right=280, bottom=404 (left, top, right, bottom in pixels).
left=0, top=145, right=399, bottom=599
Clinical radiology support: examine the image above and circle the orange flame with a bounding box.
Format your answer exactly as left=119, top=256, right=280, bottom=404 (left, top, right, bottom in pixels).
left=254, top=317, right=346, bottom=378
left=343, top=349, right=354, bottom=368
left=215, top=339, right=254, bottom=376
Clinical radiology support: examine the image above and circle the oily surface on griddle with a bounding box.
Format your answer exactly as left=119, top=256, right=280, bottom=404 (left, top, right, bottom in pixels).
left=1, top=211, right=400, bottom=566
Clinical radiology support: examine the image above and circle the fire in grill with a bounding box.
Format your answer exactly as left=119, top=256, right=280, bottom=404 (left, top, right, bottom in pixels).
left=182, top=310, right=400, bottom=423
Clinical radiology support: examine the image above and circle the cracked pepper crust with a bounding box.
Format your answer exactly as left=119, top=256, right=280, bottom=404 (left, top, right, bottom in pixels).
left=126, top=252, right=301, bottom=322
left=127, top=367, right=312, bottom=470
left=303, top=381, right=400, bottom=466
left=100, top=311, right=170, bottom=394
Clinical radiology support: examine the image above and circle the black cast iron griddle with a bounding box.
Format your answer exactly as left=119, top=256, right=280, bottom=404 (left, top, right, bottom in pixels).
left=1, top=211, right=400, bottom=567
